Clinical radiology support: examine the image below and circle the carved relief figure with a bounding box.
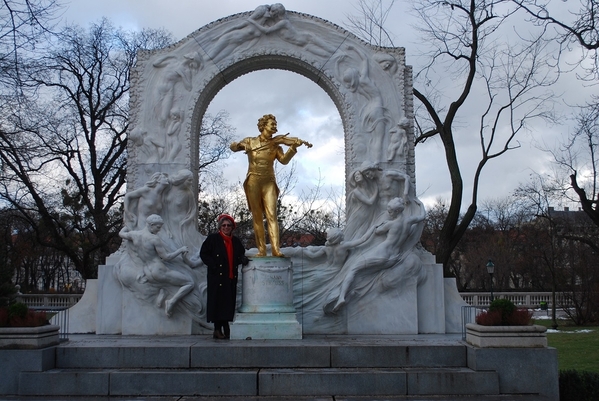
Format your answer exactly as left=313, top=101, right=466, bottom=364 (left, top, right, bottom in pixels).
left=378, top=169, right=411, bottom=214
left=152, top=52, right=201, bottom=127
left=165, top=108, right=184, bottom=162
left=387, top=118, right=409, bottom=162
left=207, top=4, right=273, bottom=63
left=336, top=45, right=391, bottom=162
left=118, top=8, right=450, bottom=336
left=374, top=52, right=398, bottom=76
left=129, top=127, right=163, bottom=163
left=164, top=169, right=197, bottom=247
left=119, top=214, right=193, bottom=317
left=325, top=197, right=426, bottom=313
left=300, top=227, right=371, bottom=269
left=230, top=114, right=312, bottom=257
left=344, top=163, right=380, bottom=240
left=124, top=172, right=170, bottom=231
left=248, top=3, right=340, bottom=59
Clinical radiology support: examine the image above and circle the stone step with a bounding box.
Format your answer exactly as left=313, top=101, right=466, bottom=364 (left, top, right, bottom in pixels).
left=55, top=341, right=468, bottom=369
left=0, top=396, right=557, bottom=401
left=18, top=367, right=498, bottom=397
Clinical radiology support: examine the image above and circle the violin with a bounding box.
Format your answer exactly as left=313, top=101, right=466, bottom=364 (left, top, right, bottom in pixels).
left=272, top=133, right=313, bottom=148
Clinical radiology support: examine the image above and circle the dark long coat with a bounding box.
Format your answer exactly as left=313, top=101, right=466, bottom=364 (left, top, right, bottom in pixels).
left=200, top=233, right=246, bottom=322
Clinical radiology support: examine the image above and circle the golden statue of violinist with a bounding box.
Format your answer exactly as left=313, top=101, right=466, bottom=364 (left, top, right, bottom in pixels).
left=230, top=114, right=312, bottom=257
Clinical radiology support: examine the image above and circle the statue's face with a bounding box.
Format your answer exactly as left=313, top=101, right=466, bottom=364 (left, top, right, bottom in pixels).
left=149, top=222, right=163, bottom=234
left=262, top=118, right=277, bottom=138
left=387, top=204, right=404, bottom=218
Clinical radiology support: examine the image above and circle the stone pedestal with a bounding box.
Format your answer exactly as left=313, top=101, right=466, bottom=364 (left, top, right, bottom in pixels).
left=0, top=325, right=60, bottom=349
left=466, top=323, right=548, bottom=348
left=96, top=260, right=200, bottom=335
left=231, top=257, right=302, bottom=339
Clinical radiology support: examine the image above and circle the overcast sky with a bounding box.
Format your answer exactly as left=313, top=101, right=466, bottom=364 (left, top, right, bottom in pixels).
left=61, top=0, right=591, bottom=212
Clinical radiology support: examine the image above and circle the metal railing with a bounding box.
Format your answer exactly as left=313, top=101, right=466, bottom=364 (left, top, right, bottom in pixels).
left=461, top=305, right=485, bottom=340
left=28, top=306, right=70, bottom=341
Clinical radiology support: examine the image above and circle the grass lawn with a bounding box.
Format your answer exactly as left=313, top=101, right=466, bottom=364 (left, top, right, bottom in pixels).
left=535, top=319, right=599, bottom=373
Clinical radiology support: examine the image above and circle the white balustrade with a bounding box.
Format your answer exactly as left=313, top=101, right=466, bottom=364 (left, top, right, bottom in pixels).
left=459, top=292, right=574, bottom=308
left=14, top=292, right=574, bottom=309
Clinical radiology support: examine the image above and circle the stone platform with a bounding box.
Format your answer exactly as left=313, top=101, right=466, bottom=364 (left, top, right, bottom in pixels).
left=0, top=333, right=558, bottom=400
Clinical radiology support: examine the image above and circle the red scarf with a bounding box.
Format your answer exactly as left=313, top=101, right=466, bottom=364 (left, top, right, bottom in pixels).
left=219, top=232, right=234, bottom=279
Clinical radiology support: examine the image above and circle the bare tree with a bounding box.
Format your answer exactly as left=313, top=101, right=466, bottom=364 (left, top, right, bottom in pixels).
left=0, top=0, right=61, bottom=89
left=0, top=19, right=173, bottom=279
left=348, top=0, right=558, bottom=274
left=514, top=172, right=569, bottom=328
left=549, top=103, right=599, bottom=230
left=512, top=0, right=599, bottom=81
left=278, top=179, right=344, bottom=247
left=0, top=208, right=19, bottom=302
left=511, top=1, right=599, bottom=227
left=198, top=164, right=344, bottom=249
left=198, top=110, right=236, bottom=178
left=345, top=0, right=396, bottom=46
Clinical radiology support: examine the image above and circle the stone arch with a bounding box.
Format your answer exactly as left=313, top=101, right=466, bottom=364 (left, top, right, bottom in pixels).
left=187, top=55, right=348, bottom=181
left=103, top=4, right=460, bottom=336
left=128, top=4, right=415, bottom=227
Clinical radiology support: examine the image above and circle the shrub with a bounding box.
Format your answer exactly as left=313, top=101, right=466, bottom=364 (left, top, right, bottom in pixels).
left=0, top=307, right=8, bottom=327
left=0, top=303, right=48, bottom=328
left=560, top=370, right=599, bottom=401
left=9, top=310, right=48, bottom=327
left=475, top=309, right=503, bottom=326
left=489, top=299, right=516, bottom=322
left=8, top=302, right=28, bottom=319
left=475, top=298, right=533, bottom=326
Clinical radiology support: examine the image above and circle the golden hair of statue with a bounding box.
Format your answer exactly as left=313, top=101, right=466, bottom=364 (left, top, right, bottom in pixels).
left=230, top=114, right=312, bottom=257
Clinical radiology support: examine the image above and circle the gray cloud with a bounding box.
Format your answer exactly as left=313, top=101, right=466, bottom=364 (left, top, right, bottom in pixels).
left=62, top=0, right=589, bottom=211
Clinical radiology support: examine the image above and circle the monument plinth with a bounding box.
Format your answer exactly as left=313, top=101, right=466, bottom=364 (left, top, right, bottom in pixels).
left=71, top=3, right=470, bottom=336
left=231, top=257, right=302, bottom=339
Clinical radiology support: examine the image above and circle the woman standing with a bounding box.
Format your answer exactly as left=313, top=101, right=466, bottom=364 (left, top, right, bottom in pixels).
left=200, top=214, right=248, bottom=339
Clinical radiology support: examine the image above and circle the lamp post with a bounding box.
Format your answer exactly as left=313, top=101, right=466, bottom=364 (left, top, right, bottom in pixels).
left=486, top=260, right=495, bottom=302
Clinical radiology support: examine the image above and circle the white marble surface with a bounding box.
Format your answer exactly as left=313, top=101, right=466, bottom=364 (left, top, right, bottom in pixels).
left=71, top=4, right=466, bottom=336
left=239, top=258, right=296, bottom=313
left=51, top=280, right=97, bottom=334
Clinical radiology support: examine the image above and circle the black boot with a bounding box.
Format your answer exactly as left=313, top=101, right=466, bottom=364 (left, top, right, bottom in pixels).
left=223, top=322, right=230, bottom=339
left=213, top=322, right=225, bottom=339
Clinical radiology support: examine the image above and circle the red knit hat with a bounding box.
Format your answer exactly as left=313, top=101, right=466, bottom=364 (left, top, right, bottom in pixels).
left=217, top=213, right=236, bottom=229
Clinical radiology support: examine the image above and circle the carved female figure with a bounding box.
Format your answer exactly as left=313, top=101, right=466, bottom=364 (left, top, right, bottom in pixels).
left=336, top=45, right=391, bottom=162
left=124, top=172, right=170, bottom=231
left=387, top=118, right=409, bottom=162
left=295, top=227, right=370, bottom=269
left=165, top=108, right=184, bottom=162
left=344, top=163, right=379, bottom=241
left=326, top=197, right=426, bottom=313
left=129, top=127, right=163, bottom=163
left=164, top=169, right=198, bottom=247
left=152, top=52, right=201, bottom=127
left=374, top=52, right=398, bottom=76
left=248, top=3, right=340, bottom=59
left=207, top=4, right=272, bottom=63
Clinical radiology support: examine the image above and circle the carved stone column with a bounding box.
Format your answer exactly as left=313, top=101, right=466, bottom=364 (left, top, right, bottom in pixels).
left=231, top=257, right=302, bottom=339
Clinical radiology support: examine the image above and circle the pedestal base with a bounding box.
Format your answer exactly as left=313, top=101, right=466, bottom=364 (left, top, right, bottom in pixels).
left=233, top=257, right=302, bottom=339
left=230, top=312, right=302, bottom=339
